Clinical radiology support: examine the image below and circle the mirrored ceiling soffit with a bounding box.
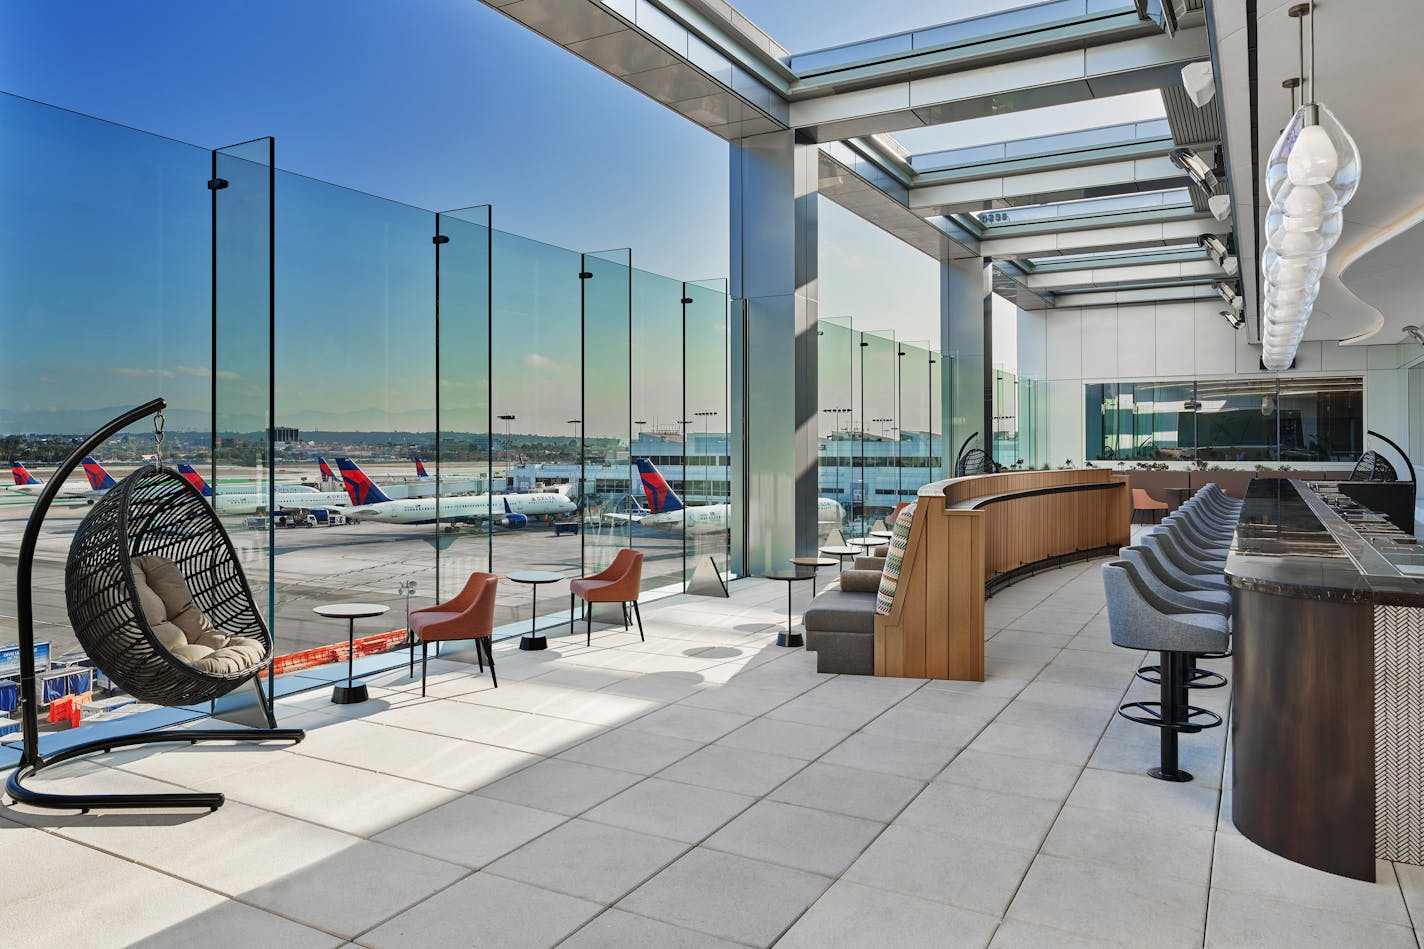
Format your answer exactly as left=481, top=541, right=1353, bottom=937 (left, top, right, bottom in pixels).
left=482, top=0, right=1235, bottom=310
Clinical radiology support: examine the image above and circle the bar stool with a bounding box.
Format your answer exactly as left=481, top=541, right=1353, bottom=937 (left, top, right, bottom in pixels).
left=1102, top=560, right=1228, bottom=782
left=1117, top=546, right=1229, bottom=691
left=1144, top=531, right=1227, bottom=581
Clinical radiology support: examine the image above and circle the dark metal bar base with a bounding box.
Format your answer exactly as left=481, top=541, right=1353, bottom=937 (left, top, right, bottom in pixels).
left=777, top=630, right=804, bottom=648
left=1148, top=766, right=1194, bottom=783
left=331, top=682, right=369, bottom=705
left=6, top=727, right=305, bottom=812
left=520, top=634, right=548, bottom=651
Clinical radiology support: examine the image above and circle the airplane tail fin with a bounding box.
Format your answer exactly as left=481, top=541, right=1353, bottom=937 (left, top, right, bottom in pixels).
left=10, top=461, right=41, bottom=486
left=81, top=457, right=118, bottom=491
left=413, top=457, right=431, bottom=479
left=175, top=463, right=213, bottom=497
left=635, top=458, right=685, bottom=513
left=318, top=457, right=336, bottom=482
left=336, top=457, right=393, bottom=504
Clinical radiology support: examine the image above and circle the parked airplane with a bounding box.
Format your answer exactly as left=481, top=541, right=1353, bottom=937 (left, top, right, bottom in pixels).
left=412, top=458, right=432, bottom=480
left=609, top=459, right=844, bottom=536
left=8, top=459, right=113, bottom=500
left=318, top=457, right=337, bottom=483
left=176, top=463, right=351, bottom=516
left=336, top=457, right=575, bottom=527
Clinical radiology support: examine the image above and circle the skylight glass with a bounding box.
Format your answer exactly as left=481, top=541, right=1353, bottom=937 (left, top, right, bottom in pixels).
left=894, top=91, right=1168, bottom=156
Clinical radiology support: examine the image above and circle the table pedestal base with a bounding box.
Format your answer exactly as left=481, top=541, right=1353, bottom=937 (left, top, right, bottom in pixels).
left=777, top=630, right=804, bottom=648
left=331, top=681, right=369, bottom=705
left=520, top=634, right=547, bottom=652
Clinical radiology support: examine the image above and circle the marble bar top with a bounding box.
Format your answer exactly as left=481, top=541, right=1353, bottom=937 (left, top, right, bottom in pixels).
left=1224, top=479, right=1424, bottom=607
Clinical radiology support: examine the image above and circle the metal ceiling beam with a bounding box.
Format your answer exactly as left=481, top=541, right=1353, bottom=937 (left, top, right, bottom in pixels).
left=981, top=215, right=1229, bottom=258
left=789, top=26, right=1210, bottom=143
left=908, top=155, right=1186, bottom=214
left=1021, top=258, right=1223, bottom=290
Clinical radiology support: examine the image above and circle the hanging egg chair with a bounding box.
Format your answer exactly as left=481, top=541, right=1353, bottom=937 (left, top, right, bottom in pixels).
left=7, top=398, right=303, bottom=812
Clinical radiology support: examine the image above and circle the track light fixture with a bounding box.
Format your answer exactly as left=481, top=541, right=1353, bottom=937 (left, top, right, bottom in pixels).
left=1221, top=309, right=1245, bottom=330
left=1214, top=280, right=1241, bottom=310
left=1198, top=234, right=1240, bottom=276
left=1170, top=147, right=1220, bottom=194
left=1404, top=325, right=1424, bottom=345
left=1181, top=61, right=1216, bottom=107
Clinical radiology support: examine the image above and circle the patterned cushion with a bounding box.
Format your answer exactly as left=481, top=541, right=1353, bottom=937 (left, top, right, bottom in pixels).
left=876, top=503, right=917, bottom=615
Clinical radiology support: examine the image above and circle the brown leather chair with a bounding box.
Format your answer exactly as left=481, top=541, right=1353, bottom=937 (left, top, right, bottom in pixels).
left=408, top=572, right=498, bottom=695
left=1132, top=488, right=1169, bottom=525
left=570, top=549, right=644, bottom=647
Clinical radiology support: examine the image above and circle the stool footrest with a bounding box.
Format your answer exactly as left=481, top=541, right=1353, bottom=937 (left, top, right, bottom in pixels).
left=1136, top=664, right=1227, bottom=690
left=1118, top=700, right=1222, bottom=733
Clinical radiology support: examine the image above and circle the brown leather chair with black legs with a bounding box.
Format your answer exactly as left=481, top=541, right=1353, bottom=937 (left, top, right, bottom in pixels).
left=408, top=572, right=498, bottom=696
left=570, top=549, right=644, bottom=647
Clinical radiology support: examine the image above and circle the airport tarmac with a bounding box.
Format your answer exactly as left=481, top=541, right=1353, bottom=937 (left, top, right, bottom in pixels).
left=1, top=481, right=719, bottom=666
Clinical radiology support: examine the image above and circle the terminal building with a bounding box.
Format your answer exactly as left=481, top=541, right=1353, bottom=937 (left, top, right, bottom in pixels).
left=2, top=2, right=1424, bottom=946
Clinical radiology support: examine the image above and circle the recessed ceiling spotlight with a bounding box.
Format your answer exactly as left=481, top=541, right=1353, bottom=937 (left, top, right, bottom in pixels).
left=1170, top=147, right=1220, bottom=194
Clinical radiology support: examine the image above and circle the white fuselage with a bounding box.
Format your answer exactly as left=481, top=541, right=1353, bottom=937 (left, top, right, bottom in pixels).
left=345, top=492, right=576, bottom=525
left=212, top=489, right=353, bottom=516
left=634, top=498, right=843, bottom=536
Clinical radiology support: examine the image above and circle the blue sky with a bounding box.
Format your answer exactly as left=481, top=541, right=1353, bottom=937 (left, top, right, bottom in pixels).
left=0, top=0, right=946, bottom=346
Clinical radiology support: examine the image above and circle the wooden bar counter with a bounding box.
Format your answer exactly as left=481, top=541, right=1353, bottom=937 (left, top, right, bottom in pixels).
left=875, top=469, right=1131, bottom=681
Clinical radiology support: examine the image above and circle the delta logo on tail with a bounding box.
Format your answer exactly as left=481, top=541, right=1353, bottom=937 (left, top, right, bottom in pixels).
left=10, top=461, right=41, bottom=486
left=413, top=458, right=432, bottom=480
left=336, top=458, right=394, bottom=505
left=175, top=463, right=214, bottom=497
left=636, top=459, right=685, bottom=514
left=81, top=457, right=117, bottom=491
left=318, top=457, right=336, bottom=482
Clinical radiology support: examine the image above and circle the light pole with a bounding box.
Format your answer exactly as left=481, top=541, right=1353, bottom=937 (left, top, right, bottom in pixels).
left=497, top=414, right=515, bottom=484
left=694, top=410, right=717, bottom=502
left=677, top=418, right=693, bottom=500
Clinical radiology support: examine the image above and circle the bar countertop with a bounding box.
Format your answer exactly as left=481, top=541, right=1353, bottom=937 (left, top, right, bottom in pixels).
left=1224, top=478, right=1424, bottom=607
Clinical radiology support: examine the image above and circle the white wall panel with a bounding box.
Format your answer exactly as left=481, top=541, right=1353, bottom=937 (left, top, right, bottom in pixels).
left=1153, top=302, right=1195, bottom=377
left=1322, top=341, right=1368, bottom=371
left=1117, top=305, right=1157, bottom=378
left=1046, top=308, right=1082, bottom=381
left=1079, top=307, right=1119, bottom=379
left=1016, top=307, right=1048, bottom=380
left=1194, top=300, right=1238, bottom=375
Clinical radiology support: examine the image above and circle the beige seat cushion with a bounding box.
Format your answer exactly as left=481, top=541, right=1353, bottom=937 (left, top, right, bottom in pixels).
left=133, top=555, right=219, bottom=644
left=168, top=637, right=265, bottom=675
left=150, top=620, right=188, bottom=653
left=131, top=572, right=169, bottom=626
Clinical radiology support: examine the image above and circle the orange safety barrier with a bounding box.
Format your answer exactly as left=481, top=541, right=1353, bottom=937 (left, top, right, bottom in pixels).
left=271, top=629, right=408, bottom=676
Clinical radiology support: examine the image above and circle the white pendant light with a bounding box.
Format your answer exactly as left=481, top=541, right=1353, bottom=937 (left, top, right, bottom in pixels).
left=1287, top=123, right=1338, bottom=185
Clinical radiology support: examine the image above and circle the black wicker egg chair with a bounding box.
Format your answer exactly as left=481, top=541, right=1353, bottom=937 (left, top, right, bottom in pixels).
left=7, top=398, right=303, bottom=813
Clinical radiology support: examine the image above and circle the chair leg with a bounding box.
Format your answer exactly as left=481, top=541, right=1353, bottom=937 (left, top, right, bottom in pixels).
left=632, top=601, right=644, bottom=642
left=421, top=642, right=428, bottom=698
left=622, top=602, right=629, bottom=630
left=587, top=603, right=593, bottom=647
left=477, top=638, right=484, bottom=673
left=483, top=637, right=497, bottom=688
left=1152, top=652, right=1189, bottom=782
left=570, top=594, right=576, bottom=638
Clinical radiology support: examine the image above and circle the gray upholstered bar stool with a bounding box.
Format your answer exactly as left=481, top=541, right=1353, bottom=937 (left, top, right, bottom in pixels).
left=1118, top=546, right=1230, bottom=691
left=1144, top=530, right=1227, bottom=581
left=1162, top=516, right=1231, bottom=558
left=1174, top=501, right=1236, bottom=539
left=1130, top=542, right=1228, bottom=595
left=1102, top=560, right=1229, bottom=782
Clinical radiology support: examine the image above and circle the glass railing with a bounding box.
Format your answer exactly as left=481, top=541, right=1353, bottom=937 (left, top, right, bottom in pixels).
left=0, top=92, right=733, bottom=747
left=910, top=119, right=1172, bottom=171
left=789, top=0, right=1136, bottom=77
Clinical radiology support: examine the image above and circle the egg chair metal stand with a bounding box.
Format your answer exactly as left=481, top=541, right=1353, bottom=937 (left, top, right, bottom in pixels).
left=6, top=398, right=304, bottom=813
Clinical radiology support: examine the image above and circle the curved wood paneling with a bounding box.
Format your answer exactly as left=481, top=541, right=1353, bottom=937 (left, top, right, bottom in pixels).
left=875, top=470, right=1131, bottom=680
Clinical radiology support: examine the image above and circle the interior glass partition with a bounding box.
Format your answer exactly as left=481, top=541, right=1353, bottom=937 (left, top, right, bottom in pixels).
left=631, top=268, right=687, bottom=592
left=581, top=249, right=633, bottom=578
left=860, top=331, right=897, bottom=529
left=898, top=340, right=932, bottom=499
left=0, top=94, right=212, bottom=739
left=930, top=352, right=944, bottom=481
left=818, top=317, right=856, bottom=531
left=684, top=279, right=731, bottom=579
left=992, top=367, right=1020, bottom=467
left=1277, top=377, right=1363, bottom=462
left=1194, top=379, right=1278, bottom=463
left=490, top=229, right=581, bottom=629
left=271, top=170, right=437, bottom=664
left=435, top=206, right=493, bottom=617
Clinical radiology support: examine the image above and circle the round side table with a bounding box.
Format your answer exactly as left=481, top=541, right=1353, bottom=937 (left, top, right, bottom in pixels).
left=507, top=571, right=563, bottom=651
left=313, top=603, right=391, bottom=705
left=763, top=572, right=815, bottom=647
left=819, top=545, right=861, bottom=571
left=789, top=556, right=838, bottom=595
